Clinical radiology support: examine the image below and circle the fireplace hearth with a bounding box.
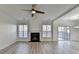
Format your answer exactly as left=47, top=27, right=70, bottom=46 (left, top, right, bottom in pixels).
left=31, top=33, right=40, bottom=42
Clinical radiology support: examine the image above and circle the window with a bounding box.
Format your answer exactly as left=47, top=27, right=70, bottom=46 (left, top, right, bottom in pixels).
left=42, top=25, right=51, bottom=37
left=58, top=26, right=70, bottom=40
left=18, top=25, right=28, bottom=38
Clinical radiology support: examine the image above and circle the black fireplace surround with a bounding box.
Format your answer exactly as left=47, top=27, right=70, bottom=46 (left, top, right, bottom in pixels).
left=31, top=33, right=40, bottom=42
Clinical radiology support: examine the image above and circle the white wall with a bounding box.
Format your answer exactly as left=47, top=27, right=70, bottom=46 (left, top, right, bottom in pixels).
left=0, top=22, right=16, bottom=50
left=70, top=27, right=79, bottom=41
left=0, top=12, right=17, bottom=50
left=71, top=20, right=79, bottom=41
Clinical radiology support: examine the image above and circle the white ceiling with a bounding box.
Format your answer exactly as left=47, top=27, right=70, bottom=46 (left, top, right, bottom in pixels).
left=0, top=4, right=76, bottom=22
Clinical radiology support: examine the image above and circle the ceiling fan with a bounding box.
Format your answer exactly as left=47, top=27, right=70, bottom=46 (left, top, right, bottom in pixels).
left=21, top=4, right=45, bottom=17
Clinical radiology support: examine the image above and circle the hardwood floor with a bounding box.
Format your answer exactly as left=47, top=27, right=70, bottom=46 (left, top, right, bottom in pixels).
left=1, top=41, right=79, bottom=54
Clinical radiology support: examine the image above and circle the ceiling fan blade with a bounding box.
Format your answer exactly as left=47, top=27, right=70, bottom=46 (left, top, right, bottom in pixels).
left=35, top=10, right=45, bottom=14
left=21, top=9, right=32, bottom=11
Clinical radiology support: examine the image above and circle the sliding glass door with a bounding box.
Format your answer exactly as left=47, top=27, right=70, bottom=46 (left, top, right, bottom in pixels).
left=58, top=26, right=70, bottom=40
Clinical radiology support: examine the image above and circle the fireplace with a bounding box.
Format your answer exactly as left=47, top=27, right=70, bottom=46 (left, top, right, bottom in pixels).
left=31, top=33, right=40, bottom=42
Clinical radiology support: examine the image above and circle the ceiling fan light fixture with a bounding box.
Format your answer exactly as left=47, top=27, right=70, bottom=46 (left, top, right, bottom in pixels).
left=32, top=10, right=36, bottom=14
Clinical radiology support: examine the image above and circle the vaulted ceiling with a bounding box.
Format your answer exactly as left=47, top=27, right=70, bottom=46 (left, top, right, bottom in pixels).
left=0, top=4, right=77, bottom=22
left=59, top=5, right=79, bottom=20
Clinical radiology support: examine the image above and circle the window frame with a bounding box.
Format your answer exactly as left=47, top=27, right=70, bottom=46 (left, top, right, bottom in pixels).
left=17, top=24, right=28, bottom=39
left=42, top=24, right=51, bottom=38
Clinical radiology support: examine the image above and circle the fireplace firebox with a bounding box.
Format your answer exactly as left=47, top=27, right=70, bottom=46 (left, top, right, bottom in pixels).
left=31, top=33, right=40, bottom=42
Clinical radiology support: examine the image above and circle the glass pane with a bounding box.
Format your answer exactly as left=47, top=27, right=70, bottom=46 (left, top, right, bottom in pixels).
left=47, top=31, right=51, bottom=37
left=24, top=25, right=28, bottom=31
left=19, top=25, right=23, bottom=31
left=24, top=32, right=27, bottom=37
left=58, top=33, right=63, bottom=38
left=61, top=27, right=65, bottom=32
left=67, top=30, right=70, bottom=33
left=47, top=25, right=51, bottom=31
left=19, top=32, right=23, bottom=37
left=43, top=25, right=47, bottom=31
left=58, top=27, right=62, bottom=31
left=58, top=38, right=63, bottom=40
left=43, top=31, right=46, bottom=37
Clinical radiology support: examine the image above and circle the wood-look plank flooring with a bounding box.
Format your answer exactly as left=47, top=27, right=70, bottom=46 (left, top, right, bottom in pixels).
left=2, top=41, right=79, bottom=54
